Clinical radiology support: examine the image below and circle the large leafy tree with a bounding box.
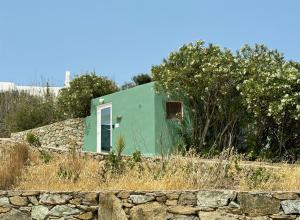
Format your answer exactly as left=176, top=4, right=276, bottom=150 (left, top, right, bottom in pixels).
left=152, top=41, right=243, bottom=152
left=57, top=73, right=118, bottom=118
left=237, top=44, right=300, bottom=160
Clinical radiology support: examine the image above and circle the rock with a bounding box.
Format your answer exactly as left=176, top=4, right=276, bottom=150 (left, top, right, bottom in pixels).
left=29, top=196, right=39, bottom=205
left=178, top=192, right=197, bottom=206
left=10, top=196, right=28, bottom=206
left=131, top=201, right=167, bottom=220
left=0, top=208, right=30, bottom=220
left=166, top=199, right=178, bottom=206
left=31, top=205, right=49, bottom=220
left=198, top=211, right=239, bottom=220
left=273, top=192, right=299, bottom=200
left=197, top=190, right=236, bottom=207
left=172, top=214, right=199, bottom=220
left=129, top=194, right=155, bottom=204
left=281, top=200, right=300, bottom=214
left=82, top=193, right=98, bottom=205
left=39, top=193, right=72, bottom=205
left=167, top=192, right=180, bottom=200
left=49, top=205, right=81, bottom=217
left=156, top=195, right=167, bottom=202
left=22, top=191, right=40, bottom=196
left=122, top=202, right=134, bottom=208
left=69, top=198, right=81, bottom=205
left=269, top=214, right=297, bottom=219
left=98, top=193, right=127, bottom=220
left=167, top=205, right=200, bottom=215
left=77, top=211, right=93, bottom=220
left=0, top=197, right=9, bottom=206
left=0, top=207, right=10, bottom=213
left=76, top=205, right=98, bottom=212
left=117, top=191, right=131, bottom=199
left=238, top=192, right=280, bottom=217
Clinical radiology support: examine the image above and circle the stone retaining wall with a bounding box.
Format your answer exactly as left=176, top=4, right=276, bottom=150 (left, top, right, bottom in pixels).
left=10, top=118, right=84, bottom=150
left=1, top=190, right=300, bottom=219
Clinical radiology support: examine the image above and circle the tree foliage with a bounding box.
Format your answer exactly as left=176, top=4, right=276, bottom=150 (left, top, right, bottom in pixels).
left=152, top=41, right=300, bottom=160
left=152, top=41, right=243, bottom=152
left=132, top=73, right=152, bottom=85
left=57, top=73, right=118, bottom=118
left=4, top=90, right=60, bottom=133
left=237, top=45, right=300, bottom=160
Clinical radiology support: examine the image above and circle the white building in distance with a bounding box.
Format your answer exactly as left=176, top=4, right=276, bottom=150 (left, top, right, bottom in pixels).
left=0, top=71, right=71, bottom=97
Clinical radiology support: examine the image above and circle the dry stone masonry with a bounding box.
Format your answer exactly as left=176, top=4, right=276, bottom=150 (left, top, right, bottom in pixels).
left=1, top=190, right=300, bottom=219
left=10, top=118, right=84, bottom=150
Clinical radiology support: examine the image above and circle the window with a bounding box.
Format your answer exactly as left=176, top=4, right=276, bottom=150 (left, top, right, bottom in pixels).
left=166, top=101, right=182, bottom=119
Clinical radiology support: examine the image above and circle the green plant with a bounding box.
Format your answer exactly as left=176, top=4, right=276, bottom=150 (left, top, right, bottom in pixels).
left=132, top=73, right=152, bottom=85
left=26, top=133, right=41, bottom=147
left=57, top=146, right=81, bottom=182
left=57, top=72, right=118, bottom=118
left=152, top=40, right=243, bottom=152
left=39, top=150, right=52, bottom=164
left=4, top=88, right=61, bottom=133
left=105, top=136, right=125, bottom=173
left=132, top=150, right=142, bottom=163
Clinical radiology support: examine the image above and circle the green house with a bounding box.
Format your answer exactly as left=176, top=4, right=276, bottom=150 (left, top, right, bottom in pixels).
left=83, top=82, right=183, bottom=156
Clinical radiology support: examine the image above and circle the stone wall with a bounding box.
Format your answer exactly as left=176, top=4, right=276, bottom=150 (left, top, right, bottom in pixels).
left=1, top=190, right=300, bottom=219
left=10, top=118, right=84, bottom=150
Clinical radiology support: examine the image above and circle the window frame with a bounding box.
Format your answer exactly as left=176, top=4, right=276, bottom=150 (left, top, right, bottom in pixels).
left=166, top=101, right=183, bottom=120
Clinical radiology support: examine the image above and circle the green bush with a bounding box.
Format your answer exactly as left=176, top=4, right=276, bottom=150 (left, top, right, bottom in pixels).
left=57, top=72, right=118, bottom=118
left=4, top=89, right=61, bottom=133
left=26, top=133, right=41, bottom=147
left=132, top=74, right=152, bottom=85
left=39, top=150, right=52, bottom=164
left=105, top=136, right=125, bottom=173
left=152, top=40, right=300, bottom=161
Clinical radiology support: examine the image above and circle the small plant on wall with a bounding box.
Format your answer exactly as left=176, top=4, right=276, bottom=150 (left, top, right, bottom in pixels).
left=105, top=135, right=126, bottom=173
left=26, top=132, right=41, bottom=147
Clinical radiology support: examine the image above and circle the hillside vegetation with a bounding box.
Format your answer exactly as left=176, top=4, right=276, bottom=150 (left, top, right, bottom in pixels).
left=2, top=141, right=300, bottom=192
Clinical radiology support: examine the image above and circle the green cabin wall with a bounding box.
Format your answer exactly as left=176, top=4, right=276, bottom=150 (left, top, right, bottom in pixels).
left=83, top=82, right=181, bottom=156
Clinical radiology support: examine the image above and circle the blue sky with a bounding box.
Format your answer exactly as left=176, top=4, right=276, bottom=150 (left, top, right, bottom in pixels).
left=0, top=0, right=299, bottom=86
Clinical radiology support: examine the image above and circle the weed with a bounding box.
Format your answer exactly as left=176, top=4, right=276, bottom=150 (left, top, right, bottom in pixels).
left=39, top=150, right=52, bottom=164
left=26, top=132, right=41, bottom=147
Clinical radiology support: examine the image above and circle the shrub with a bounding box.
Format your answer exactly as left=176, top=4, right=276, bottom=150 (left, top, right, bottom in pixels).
left=4, top=89, right=61, bottom=133
left=39, top=150, right=52, bottom=164
left=57, top=72, right=118, bottom=118
left=0, top=143, right=29, bottom=189
left=26, top=132, right=41, bottom=147
left=57, top=145, right=81, bottom=182
left=132, top=74, right=152, bottom=85
left=105, top=136, right=125, bottom=173
left=152, top=40, right=243, bottom=152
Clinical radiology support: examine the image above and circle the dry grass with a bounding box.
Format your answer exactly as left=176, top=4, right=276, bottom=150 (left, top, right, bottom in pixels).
left=11, top=148, right=300, bottom=192
left=0, top=141, right=29, bottom=189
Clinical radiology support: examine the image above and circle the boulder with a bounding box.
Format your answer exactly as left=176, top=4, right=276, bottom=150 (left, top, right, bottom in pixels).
left=167, top=206, right=200, bottom=215
left=77, top=211, right=94, bottom=220
left=129, top=194, right=155, bottom=204
left=31, top=205, right=49, bottom=220
left=10, top=196, right=28, bottom=206
left=172, top=214, right=199, bottom=220
left=0, top=197, right=9, bottom=206
left=0, top=208, right=30, bottom=220
left=178, top=192, right=197, bottom=206
left=197, top=190, right=236, bottom=207
left=238, top=192, right=280, bottom=217
left=49, top=205, right=81, bottom=217
left=131, top=201, right=167, bottom=220
left=39, top=193, right=72, bottom=205
left=281, top=200, right=300, bottom=214
left=98, top=193, right=127, bottom=220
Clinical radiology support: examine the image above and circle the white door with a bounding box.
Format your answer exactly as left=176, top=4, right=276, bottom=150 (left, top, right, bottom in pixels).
left=97, top=103, right=112, bottom=153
